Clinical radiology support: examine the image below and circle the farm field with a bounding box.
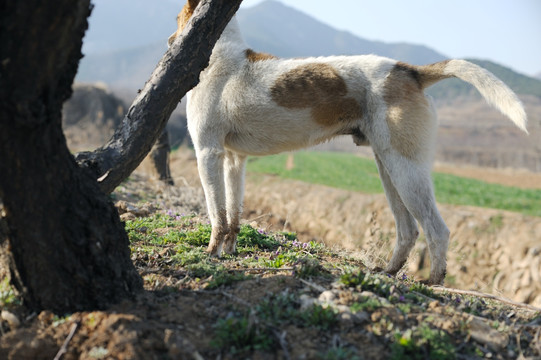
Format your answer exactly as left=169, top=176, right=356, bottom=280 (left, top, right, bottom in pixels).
left=247, top=151, right=541, bottom=216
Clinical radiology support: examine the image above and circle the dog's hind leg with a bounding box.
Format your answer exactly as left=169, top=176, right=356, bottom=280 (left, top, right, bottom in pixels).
left=377, top=152, right=450, bottom=285
left=374, top=154, right=419, bottom=276
left=222, top=151, right=247, bottom=254
left=195, top=146, right=228, bottom=257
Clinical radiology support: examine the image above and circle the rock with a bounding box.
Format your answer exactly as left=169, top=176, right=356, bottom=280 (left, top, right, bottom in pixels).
left=1, top=310, right=20, bottom=328
left=299, top=294, right=317, bottom=310
left=318, top=290, right=337, bottom=304
left=469, top=317, right=509, bottom=352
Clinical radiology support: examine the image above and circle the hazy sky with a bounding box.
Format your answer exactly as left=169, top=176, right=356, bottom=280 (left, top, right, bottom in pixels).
left=240, top=0, right=541, bottom=76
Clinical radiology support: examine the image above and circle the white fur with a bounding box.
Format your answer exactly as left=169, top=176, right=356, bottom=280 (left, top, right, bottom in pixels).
left=171, top=11, right=528, bottom=284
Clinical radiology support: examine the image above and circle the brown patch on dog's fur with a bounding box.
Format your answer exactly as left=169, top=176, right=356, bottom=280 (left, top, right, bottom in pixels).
left=271, top=63, right=363, bottom=126
left=383, top=63, right=436, bottom=159
left=245, top=49, right=278, bottom=62
left=394, top=61, right=452, bottom=89
left=168, top=0, right=200, bottom=46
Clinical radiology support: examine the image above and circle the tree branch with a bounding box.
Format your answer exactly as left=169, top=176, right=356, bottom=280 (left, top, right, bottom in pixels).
left=75, top=0, right=242, bottom=194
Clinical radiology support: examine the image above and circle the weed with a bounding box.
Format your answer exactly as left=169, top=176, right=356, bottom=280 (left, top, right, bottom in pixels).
left=350, top=297, right=383, bottom=312
left=207, top=271, right=252, bottom=289
left=178, top=224, right=211, bottom=246
left=256, top=292, right=300, bottom=325
left=211, top=313, right=273, bottom=354
left=237, top=225, right=280, bottom=251
left=340, top=270, right=394, bottom=297
left=170, top=247, right=206, bottom=266
left=408, top=282, right=435, bottom=298
left=397, top=303, right=413, bottom=314
left=391, top=323, right=455, bottom=360
left=300, top=304, right=338, bottom=330
left=294, top=257, right=325, bottom=278
left=319, top=346, right=360, bottom=360
left=0, top=277, right=20, bottom=307
left=52, top=314, right=71, bottom=327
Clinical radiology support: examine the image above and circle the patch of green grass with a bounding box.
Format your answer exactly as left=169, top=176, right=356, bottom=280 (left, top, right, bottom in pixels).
left=247, top=152, right=383, bottom=194
left=211, top=314, right=274, bottom=354
left=256, top=292, right=300, bottom=325
left=237, top=225, right=280, bottom=251
left=248, top=151, right=541, bottom=216
left=408, top=282, right=435, bottom=298
left=207, top=271, right=252, bottom=289
left=340, top=270, right=394, bottom=297
left=351, top=297, right=383, bottom=312
left=294, top=257, right=326, bottom=278
left=432, top=172, right=541, bottom=216
left=300, top=304, right=338, bottom=330
left=256, top=293, right=337, bottom=330
left=391, top=324, right=456, bottom=360
left=319, top=346, right=360, bottom=360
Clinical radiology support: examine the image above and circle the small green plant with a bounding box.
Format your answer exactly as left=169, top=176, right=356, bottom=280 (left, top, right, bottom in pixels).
left=300, top=304, right=338, bottom=330
left=294, top=257, right=325, bottom=278
left=207, top=271, right=252, bottom=289
left=340, top=270, right=394, bottom=297
left=178, top=224, right=211, bottom=246
left=0, top=277, right=20, bottom=307
left=319, top=346, right=360, bottom=360
left=256, top=293, right=300, bottom=325
left=409, top=282, right=435, bottom=298
left=237, top=225, right=280, bottom=251
left=350, top=297, right=383, bottom=312
left=211, top=314, right=273, bottom=354
left=391, top=323, right=455, bottom=360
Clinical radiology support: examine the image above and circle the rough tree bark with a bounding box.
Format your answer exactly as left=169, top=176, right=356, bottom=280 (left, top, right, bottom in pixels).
left=76, top=0, right=243, bottom=194
left=0, top=0, right=241, bottom=313
left=0, top=0, right=142, bottom=313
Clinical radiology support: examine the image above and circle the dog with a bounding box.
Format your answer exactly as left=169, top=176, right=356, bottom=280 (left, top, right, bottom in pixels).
left=168, top=0, right=528, bottom=285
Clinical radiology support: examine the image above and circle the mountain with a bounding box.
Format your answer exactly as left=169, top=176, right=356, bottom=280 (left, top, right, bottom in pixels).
left=77, top=0, right=447, bottom=90
left=83, top=0, right=179, bottom=55
left=237, top=1, right=446, bottom=64
left=76, top=0, right=541, bottom=102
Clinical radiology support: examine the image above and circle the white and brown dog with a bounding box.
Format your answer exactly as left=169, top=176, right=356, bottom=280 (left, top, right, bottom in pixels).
left=169, top=0, right=528, bottom=284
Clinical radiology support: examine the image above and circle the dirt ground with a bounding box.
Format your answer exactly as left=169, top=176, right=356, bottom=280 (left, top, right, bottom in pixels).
left=1, top=148, right=540, bottom=359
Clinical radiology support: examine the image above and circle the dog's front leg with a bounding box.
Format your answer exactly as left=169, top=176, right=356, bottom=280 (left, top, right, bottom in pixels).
left=196, top=147, right=229, bottom=257
left=222, top=151, right=247, bottom=254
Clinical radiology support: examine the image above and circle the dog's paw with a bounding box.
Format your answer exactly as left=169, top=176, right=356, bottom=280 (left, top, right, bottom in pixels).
left=206, top=245, right=222, bottom=258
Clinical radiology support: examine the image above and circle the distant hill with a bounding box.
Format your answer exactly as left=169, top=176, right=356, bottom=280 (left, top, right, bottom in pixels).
left=77, top=0, right=447, bottom=90
left=79, top=43, right=166, bottom=91
left=77, top=0, right=541, bottom=102
left=237, top=0, right=446, bottom=64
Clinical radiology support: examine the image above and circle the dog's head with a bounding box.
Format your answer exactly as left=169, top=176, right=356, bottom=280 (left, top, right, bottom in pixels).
left=168, top=0, right=200, bottom=47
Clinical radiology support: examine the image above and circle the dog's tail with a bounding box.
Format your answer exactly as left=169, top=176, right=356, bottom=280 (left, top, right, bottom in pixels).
left=414, top=59, right=528, bottom=133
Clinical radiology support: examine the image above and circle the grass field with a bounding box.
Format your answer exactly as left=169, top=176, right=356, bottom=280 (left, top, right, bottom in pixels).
left=247, top=151, right=541, bottom=217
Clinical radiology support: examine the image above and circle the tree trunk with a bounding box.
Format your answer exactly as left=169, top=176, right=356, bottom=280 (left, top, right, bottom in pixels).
left=75, top=0, right=243, bottom=194
left=0, top=0, right=242, bottom=314
left=0, top=0, right=142, bottom=313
